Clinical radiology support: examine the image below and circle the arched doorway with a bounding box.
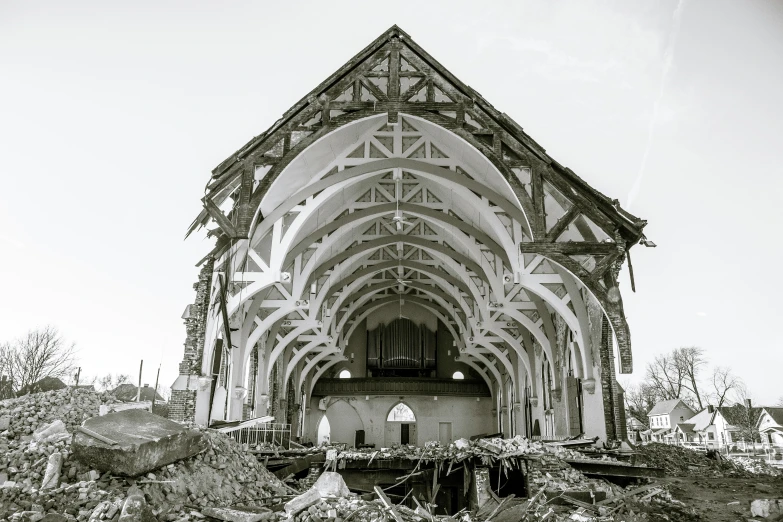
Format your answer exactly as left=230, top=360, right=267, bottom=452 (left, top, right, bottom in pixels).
left=317, top=415, right=331, bottom=446
left=323, top=400, right=364, bottom=446
left=385, top=402, right=417, bottom=447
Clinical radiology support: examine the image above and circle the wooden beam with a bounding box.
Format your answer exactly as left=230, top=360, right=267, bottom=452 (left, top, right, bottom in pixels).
left=519, top=242, right=617, bottom=255
left=204, top=198, right=238, bottom=238
left=546, top=207, right=579, bottom=242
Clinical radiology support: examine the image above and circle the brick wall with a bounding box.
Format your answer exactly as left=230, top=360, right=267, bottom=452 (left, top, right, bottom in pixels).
left=598, top=315, right=617, bottom=441
left=169, top=258, right=214, bottom=422
left=598, top=315, right=625, bottom=442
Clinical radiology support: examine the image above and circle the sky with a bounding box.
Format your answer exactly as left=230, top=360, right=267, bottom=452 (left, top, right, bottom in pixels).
left=1, top=0, right=781, bottom=404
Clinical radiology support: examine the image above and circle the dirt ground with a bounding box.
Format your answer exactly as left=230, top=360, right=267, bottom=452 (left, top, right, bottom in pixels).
left=661, top=475, right=783, bottom=521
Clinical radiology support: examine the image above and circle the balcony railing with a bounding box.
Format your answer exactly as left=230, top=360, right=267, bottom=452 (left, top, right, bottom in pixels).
left=312, top=378, right=491, bottom=397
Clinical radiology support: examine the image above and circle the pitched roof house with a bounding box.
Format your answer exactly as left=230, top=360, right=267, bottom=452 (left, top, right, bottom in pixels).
left=112, top=383, right=165, bottom=403
left=647, top=399, right=696, bottom=441
left=757, top=407, right=783, bottom=446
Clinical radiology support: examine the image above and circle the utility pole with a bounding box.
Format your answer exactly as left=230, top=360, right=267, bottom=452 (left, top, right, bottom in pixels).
left=151, top=365, right=161, bottom=413
left=137, top=360, right=143, bottom=402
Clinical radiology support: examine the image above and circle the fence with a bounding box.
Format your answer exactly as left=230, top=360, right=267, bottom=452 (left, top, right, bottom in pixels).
left=221, top=422, right=291, bottom=449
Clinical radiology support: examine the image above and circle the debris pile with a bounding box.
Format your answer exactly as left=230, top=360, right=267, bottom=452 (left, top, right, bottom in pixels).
left=333, top=436, right=611, bottom=465
left=0, top=388, right=289, bottom=521
left=633, top=442, right=780, bottom=478
left=0, top=388, right=118, bottom=437
left=727, top=455, right=782, bottom=476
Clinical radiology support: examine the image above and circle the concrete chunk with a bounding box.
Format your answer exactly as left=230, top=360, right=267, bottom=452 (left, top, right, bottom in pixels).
left=71, top=409, right=207, bottom=476
left=32, top=420, right=70, bottom=444
left=454, top=438, right=470, bottom=450
left=313, top=471, right=350, bottom=498
left=201, top=507, right=271, bottom=522
left=284, top=487, right=321, bottom=516
left=751, top=499, right=783, bottom=518
left=41, top=452, right=63, bottom=489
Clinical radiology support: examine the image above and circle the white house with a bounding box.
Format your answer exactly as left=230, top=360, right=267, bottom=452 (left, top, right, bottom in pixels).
left=757, top=407, right=783, bottom=447
left=647, top=399, right=696, bottom=442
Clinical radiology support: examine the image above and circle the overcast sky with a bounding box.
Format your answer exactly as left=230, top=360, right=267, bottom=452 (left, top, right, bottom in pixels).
left=1, top=0, right=781, bottom=404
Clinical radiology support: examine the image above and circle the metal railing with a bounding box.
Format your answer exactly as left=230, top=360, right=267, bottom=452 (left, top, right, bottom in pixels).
left=221, top=422, right=291, bottom=449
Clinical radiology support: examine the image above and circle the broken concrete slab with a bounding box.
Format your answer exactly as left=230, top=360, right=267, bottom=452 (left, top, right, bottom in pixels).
left=284, top=487, right=321, bottom=516
left=0, top=416, right=9, bottom=430
left=201, top=506, right=273, bottom=522
left=313, top=471, right=350, bottom=498
left=32, top=419, right=70, bottom=444
left=71, top=409, right=207, bottom=476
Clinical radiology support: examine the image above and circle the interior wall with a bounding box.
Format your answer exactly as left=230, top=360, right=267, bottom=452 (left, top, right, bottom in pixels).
left=306, top=395, right=494, bottom=447
left=339, top=318, right=368, bottom=378
left=435, top=320, right=474, bottom=379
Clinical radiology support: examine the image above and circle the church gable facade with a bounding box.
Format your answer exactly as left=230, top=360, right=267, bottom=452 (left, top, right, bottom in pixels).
left=171, top=26, right=647, bottom=446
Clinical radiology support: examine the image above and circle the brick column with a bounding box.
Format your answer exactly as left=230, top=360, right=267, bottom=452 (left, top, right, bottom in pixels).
left=169, top=258, right=214, bottom=422
left=598, top=315, right=622, bottom=442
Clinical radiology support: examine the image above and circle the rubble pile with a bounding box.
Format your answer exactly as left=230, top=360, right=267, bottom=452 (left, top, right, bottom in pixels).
left=727, top=455, right=782, bottom=476
left=333, top=436, right=612, bottom=465
left=0, top=389, right=290, bottom=521
left=633, top=443, right=778, bottom=478
left=0, top=388, right=118, bottom=437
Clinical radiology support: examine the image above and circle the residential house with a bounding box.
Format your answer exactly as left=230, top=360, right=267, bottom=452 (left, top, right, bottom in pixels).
left=626, top=413, right=647, bottom=443
left=112, top=383, right=165, bottom=403
left=757, top=407, right=783, bottom=447
left=647, top=399, right=696, bottom=442
left=674, top=404, right=761, bottom=448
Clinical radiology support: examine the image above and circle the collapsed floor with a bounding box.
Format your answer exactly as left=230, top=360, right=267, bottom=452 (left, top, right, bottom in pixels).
left=1, top=389, right=781, bottom=522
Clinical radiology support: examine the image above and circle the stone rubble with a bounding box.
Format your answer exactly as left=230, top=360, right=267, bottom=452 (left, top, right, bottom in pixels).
left=2, top=388, right=782, bottom=522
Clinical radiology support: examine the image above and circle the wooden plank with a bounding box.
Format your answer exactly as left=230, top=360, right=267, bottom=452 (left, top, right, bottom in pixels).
left=272, top=453, right=326, bottom=479
left=374, top=486, right=405, bottom=522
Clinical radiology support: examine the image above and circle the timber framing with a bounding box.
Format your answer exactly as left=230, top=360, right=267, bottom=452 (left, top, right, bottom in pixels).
left=175, top=26, right=650, bottom=442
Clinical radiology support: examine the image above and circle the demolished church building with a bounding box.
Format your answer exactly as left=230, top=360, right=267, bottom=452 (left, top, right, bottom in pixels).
left=170, top=26, right=648, bottom=448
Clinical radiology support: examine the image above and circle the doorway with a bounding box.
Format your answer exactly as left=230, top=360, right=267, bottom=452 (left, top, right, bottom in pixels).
left=385, top=402, right=417, bottom=446
left=439, top=422, right=453, bottom=445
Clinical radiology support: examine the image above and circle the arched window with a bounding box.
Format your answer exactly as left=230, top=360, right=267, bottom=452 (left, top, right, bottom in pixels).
left=452, top=371, right=465, bottom=380
left=338, top=369, right=351, bottom=379
left=387, top=402, right=416, bottom=422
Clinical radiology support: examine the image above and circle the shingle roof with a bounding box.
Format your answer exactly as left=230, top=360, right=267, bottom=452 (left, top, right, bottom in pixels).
left=760, top=407, right=783, bottom=426
left=676, top=423, right=696, bottom=435
left=112, top=383, right=164, bottom=402
left=688, top=408, right=714, bottom=431
left=716, top=405, right=761, bottom=428
left=648, top=399, right=694, bottom=417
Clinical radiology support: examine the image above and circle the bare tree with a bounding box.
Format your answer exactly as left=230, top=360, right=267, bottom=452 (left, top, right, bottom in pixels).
left=645, top=352, right=685, bottom=401
left=0, top=326, right=77, bottom=394
left=643, top=347, right=707, bottom=409
left=624, top=382, right=657, bottom=424
left=711, top=366, right=741, bottom=408
left=674, top=347, right=707, bottom=410
left=96, top=373, right=132, bottom=391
